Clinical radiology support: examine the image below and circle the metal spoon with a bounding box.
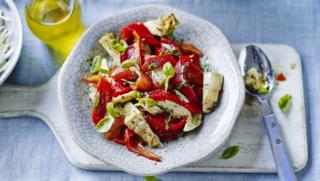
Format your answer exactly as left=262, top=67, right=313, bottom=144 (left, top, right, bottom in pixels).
left=239, top=45, right=297, bottom=181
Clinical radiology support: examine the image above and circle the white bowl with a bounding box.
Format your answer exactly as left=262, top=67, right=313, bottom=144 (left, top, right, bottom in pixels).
left=58, top=5, right=245, bottom=176
left=0, top=0, right=23, bottom=85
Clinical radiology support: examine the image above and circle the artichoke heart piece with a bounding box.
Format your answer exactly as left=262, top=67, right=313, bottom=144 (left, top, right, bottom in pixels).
left=99, top=33, right=121, bottom=66
left=123, top=103, right=161, bottom=147
left=143, top=13, right=179, bottom=37
left=203, top=71, right=224, bottom=113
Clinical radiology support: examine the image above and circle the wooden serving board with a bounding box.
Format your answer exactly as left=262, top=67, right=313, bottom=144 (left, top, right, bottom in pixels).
left=0, top=44, right=307, bottom=173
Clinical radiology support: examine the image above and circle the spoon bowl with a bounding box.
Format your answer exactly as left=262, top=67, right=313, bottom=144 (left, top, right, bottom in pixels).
left=239, top=45, right=274, bottom=99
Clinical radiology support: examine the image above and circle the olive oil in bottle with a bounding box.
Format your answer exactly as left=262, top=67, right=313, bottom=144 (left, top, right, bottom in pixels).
left=25, top=0, right=85, bottom=62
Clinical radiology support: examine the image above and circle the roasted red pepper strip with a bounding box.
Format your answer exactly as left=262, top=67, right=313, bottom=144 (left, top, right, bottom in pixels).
left=141, top=54, right=176, bottom=71
left=180, top=55, right=203, bottom=86
left=124, top=128, right=161, bottom=162
left=104, top=117, right=125, bottom=140
left=145, top=113, right=187, bottom=142
left=148, top=89, right=202, bottom=114
left=180, top=44, right=204, bottom=57
left=112, top=81, right=132, bottom=97
left=171, top=60, right=200, bottom=104
left=92, top=77, right=113, bottom=124
left=120, top=22, right=160, bottom=46
left=135, top=72, right=154, bottom=91
left=111, top=66, right=138, bottom=82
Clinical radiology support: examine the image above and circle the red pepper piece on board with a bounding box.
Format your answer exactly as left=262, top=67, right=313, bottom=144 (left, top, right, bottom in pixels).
left=276, top=73, right=286, bottom=81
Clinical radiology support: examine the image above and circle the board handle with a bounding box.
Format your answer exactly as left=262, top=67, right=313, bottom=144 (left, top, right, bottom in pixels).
left=0, top=83, right=46, bottom=117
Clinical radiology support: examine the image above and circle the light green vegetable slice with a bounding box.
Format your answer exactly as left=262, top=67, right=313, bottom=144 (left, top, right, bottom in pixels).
left=106, top=102, right=118, bottom=118
left=89, top=55, right=102, bottom=73
left=121, top=59, right=136, bottom=68
left=278, top=94, right=292, bottom=112
left=95, top=115, right=115, bottom=133
left=220, top=145, right=240, bottom=160
left=93, top=93, right=100, bottom=108
left=110, top=39, right=127, bottom=53
left=162, top=62, right=175, bottom=91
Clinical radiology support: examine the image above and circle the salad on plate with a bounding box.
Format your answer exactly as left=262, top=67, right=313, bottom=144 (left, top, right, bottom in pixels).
left=83, top=14, right=223, bottom=161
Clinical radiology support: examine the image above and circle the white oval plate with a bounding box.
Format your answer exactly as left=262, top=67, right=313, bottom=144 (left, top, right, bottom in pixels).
left=0, top=0, right=23, bottom=85
left=58, top=5, right=245, bottom=176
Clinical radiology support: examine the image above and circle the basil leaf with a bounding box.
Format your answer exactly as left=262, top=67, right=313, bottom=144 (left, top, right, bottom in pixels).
left=220, top=145, right=240, bottom=160
left=144, top=176, right=159, bottom=181
left=278, top=94, right=292, bottom=112
left=89, top=55, right=102, bottom=74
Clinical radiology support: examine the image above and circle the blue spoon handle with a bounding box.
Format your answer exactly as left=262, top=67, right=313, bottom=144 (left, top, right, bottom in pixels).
left=261, top=99, right=297, bottom=181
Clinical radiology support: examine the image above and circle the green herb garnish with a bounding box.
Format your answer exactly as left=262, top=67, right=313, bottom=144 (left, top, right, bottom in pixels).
left=167, top=27, right=175, bottom=41
left=258, top=87, right=268, bottom=95
left=144, top=176, right=159, bottom=181
left=148, top=62, right=158, bottom=70
left=165, top=110, right=173, bottom=130
left=220, top=145, right=240, bottom=160
left=278, top=94, right=292, bottom=113
left=85, top=55, right=93, bottom=62
left=175, top=38, right=184, bottom=44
